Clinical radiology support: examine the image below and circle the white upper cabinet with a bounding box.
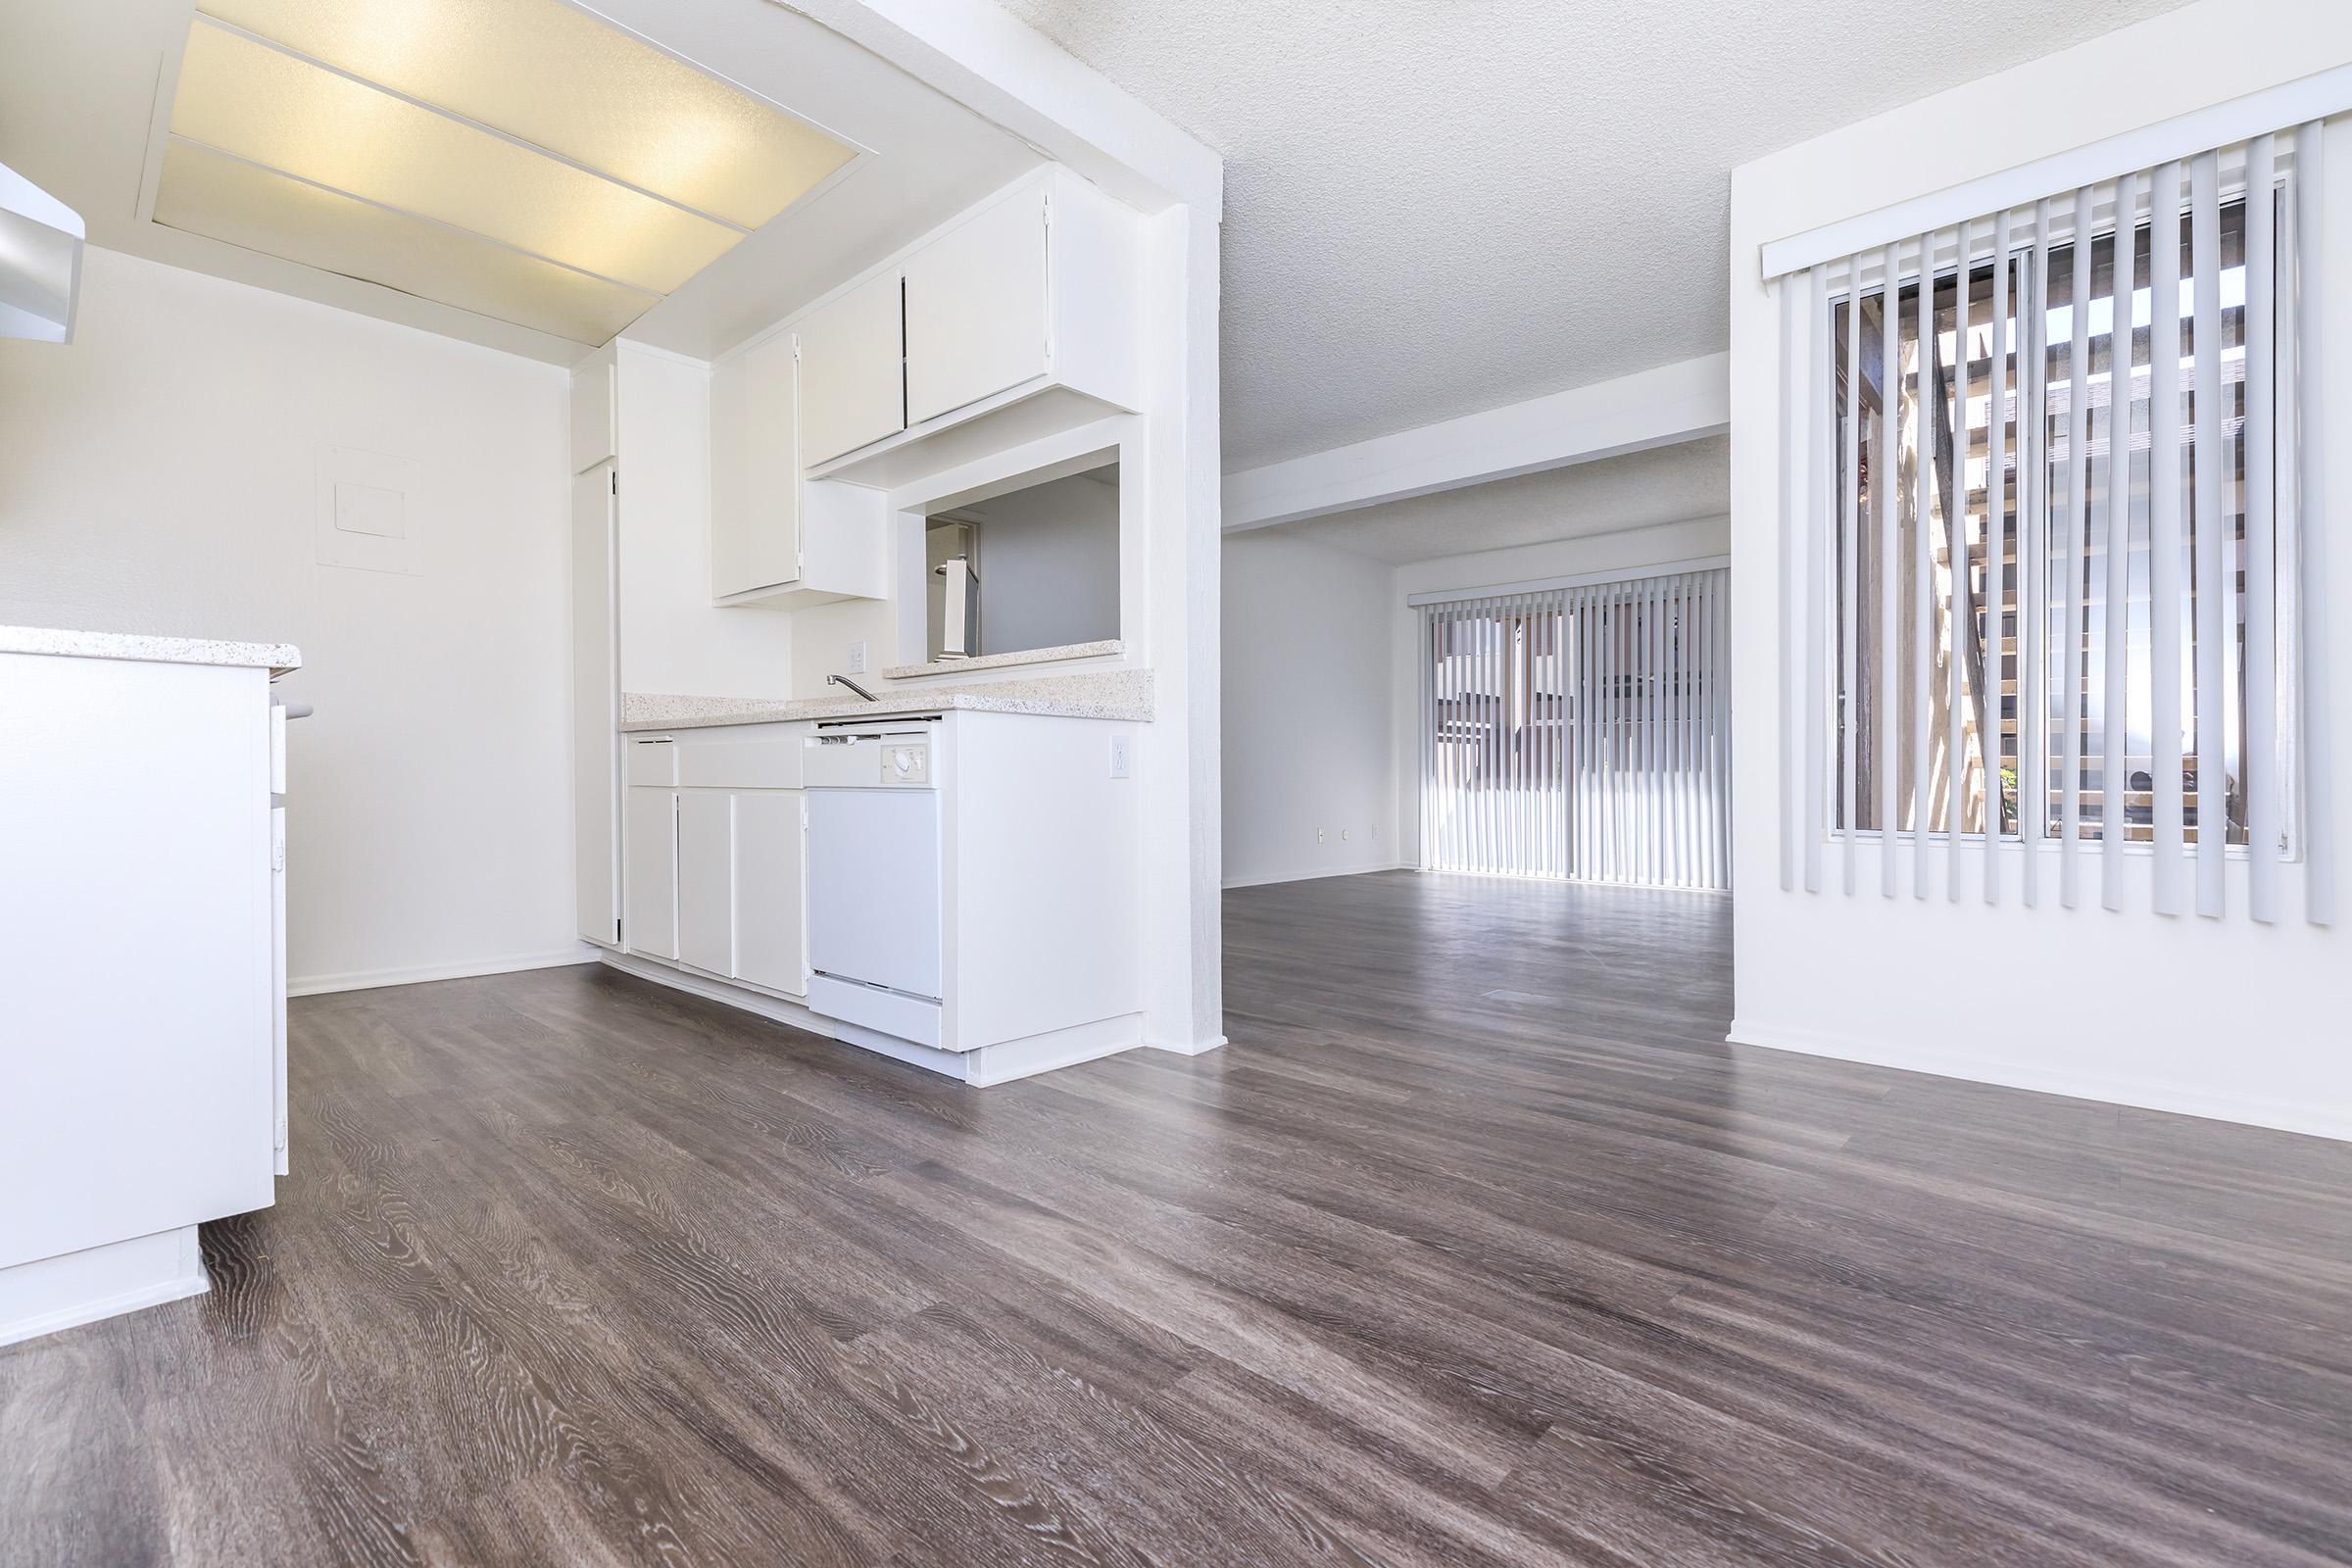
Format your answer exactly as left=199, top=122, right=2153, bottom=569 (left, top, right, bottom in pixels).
left=790, top=169, right=1140, bottom=482
left=905, top=186, right=1049, bottom=426
left=710, top=333, right=888, bottom=610
left=569, top=350, right=615, bottom=473
left=710, top=331, right=801, bottom=601
left=702, top=167, right=1141, bottom=606
left=794, top=270, right=906, bottom=468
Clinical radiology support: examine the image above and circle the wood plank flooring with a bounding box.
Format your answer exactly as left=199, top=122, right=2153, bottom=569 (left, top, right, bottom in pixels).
left=5, top=869, right=2349, bottom=1566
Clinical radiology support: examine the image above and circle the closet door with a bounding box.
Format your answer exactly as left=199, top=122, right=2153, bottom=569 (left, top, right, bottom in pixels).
left=571, top=465, right=619, bottom=947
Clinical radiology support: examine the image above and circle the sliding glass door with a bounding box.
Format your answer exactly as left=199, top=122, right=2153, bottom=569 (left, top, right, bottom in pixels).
left=1419, top=568, right=1731, bottom=890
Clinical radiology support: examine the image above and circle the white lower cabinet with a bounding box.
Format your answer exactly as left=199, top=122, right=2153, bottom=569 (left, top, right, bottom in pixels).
left=731, top=791, right=808, bottom=996
left=624, top=727, right=808, bottom=997
left=676, top=791, right=734, bottom=976
left=613, top=713, right=1144, bottom=1086
left=3, top=648, right=285, bottom=1346
left=670, top=786, right=808, bottom=993
left=624, top=785, right=678, bottom=961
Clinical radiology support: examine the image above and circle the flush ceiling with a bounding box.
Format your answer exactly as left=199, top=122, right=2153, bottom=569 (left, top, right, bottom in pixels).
left=151, top=0, right=859, bottom=346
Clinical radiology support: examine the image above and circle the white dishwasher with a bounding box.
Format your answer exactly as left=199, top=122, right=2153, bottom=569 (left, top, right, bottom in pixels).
left=804, top=727, right=947, bottom=1047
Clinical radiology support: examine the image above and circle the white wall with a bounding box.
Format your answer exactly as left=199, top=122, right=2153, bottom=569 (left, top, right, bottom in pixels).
left=958, top=469, right=1119, bottom=655
left=1219, top=511, right=1729, bottom=887
left=1388, top=516, right=1730, bottom=867
left=0, top=246, right=581, bottom=992
left=1220, top=529, right=1396, bottom=886
left=1728, top=0, right=2351, bottom=1139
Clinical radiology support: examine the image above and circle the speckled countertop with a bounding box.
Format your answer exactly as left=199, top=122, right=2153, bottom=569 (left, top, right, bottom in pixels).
left=620, top=667, right=1152, bottom=731
left=0, top=624, right=302, bottom=675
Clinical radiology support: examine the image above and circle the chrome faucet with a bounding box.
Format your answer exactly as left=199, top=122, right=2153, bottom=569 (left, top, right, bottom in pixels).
left=826, top=673, right=879, bottom=702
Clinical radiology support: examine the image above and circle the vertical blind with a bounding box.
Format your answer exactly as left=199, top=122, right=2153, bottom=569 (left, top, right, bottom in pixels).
left=1420, top=568, right=1730, bottom=889
left=1773, top=120, right=2332, bottom=926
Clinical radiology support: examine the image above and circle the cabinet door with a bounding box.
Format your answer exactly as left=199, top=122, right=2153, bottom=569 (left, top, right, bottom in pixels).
left=904, top=188, right=1048, bottom=426
left=710, top=334, right=802, bottom=600
left=795, top=270, right=905, bottom=466
left=571, top=466, right=620, bottom=946
left=733, top=791, right=808, bottom=996
left=624, top=787, right=677, bottom=960
left=270, top=801, right=288, bottom=1176
left=676, top=791, right=735, bottom=976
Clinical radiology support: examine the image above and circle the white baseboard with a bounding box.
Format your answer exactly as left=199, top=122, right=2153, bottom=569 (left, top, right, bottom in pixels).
left=1146, top=1034, right=1228, bottom=1056
left=1222, top=860, right=1407, bottom=891
left=290, top=947, right=600, bottom=998
left=598, top=952, right=1152, bottom=1087
left=966, top=1014, right=1147, bottom=1085
left=0, top=1226, right=210, bottom=1348
left=1727, top=1017, right=2352, bottom=1144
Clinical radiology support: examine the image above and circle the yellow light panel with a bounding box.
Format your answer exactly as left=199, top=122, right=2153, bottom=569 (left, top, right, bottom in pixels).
left=153, top=139, right=659, bottom=345
left=197, top=0, right=858, bottom=230
left=170, top=22, right=737, bottom=295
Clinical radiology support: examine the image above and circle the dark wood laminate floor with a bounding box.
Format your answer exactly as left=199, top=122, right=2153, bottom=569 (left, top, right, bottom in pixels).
left=6, top=871, right=2350, bottom=1567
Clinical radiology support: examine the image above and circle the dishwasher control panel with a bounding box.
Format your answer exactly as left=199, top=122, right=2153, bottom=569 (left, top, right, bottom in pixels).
left=806, top=731, right=935, bottom=788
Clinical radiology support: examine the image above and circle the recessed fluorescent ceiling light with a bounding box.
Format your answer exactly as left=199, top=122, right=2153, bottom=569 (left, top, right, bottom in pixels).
left=153, top=140, right=660, bottom=345
left=155, top=0, right=858, bottom=344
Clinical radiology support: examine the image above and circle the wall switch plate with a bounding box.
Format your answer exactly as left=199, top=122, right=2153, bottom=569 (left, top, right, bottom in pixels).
left=1342, top=828, right=1350, bottom=841
left=1107, top=733, right=1131, bottom=779
left=1371, top=824, right=1379, bottom=840
left=848, top=640, right=866, bottom=674
left=1317, top=828, right=1326, bottom=843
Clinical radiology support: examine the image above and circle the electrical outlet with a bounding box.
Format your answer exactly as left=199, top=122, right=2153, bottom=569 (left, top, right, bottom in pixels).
left=1371, top=824, right=1380, bottom=840
left=848, top=640, right=866, bottom=674
left=1107, top=733, right=1131, bottom=779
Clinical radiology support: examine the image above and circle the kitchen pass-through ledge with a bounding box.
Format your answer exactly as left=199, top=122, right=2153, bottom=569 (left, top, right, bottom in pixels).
left=880, top=639, right=1122, bottom=681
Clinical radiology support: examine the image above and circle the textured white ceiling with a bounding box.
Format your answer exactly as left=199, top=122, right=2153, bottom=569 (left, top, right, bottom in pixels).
left=1273, top=435, right=1730, bottom=565
left=998, top=0, right=2195, bottom=471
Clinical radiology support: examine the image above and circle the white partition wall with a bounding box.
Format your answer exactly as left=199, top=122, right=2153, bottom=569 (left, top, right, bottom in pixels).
left=1416, top=565, right=1729, bottom=889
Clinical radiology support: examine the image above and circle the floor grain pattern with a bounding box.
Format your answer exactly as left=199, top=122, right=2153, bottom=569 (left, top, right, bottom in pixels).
left=5, top=871, right=2348, bottom=1566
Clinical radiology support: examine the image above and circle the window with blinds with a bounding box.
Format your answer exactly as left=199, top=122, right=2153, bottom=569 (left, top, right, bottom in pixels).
left=1777, top=121, right=2332, bottom=924
left=1419, top=569, right=1730, bottom=890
